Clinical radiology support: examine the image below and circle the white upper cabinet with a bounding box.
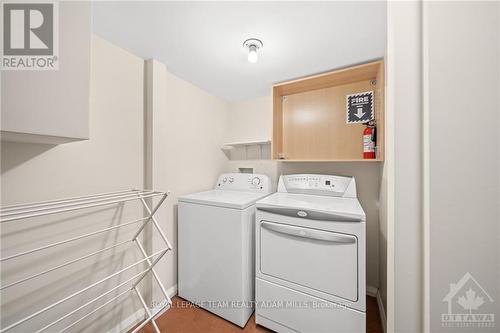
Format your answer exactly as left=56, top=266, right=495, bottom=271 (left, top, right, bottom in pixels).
left=1, top=2, right=91, bottom=144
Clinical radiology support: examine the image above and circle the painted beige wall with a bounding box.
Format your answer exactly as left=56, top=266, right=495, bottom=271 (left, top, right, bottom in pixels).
left=1, top=28, right=390, bottom=332
left=1, top=34, right=230, bottom=331
left=145, top=60, right=229, bottom=304
left=1, top=36, right=146, bottom=332
left=225, top=96, right=278, bottom=190
left=227, top=96, right=272, bottom=143
left=225, top=96, right=382, bottom=291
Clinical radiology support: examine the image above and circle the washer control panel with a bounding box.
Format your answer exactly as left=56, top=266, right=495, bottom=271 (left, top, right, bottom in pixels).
left=216, top=173, right=271, bottom=193
left=278, top=174, right=357, bottom=198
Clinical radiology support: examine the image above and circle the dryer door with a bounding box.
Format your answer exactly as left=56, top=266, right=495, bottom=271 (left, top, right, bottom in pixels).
left=259, top=220, right=358, bottom=302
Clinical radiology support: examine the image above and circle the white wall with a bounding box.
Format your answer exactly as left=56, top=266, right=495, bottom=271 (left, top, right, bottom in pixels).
left=378, top=7, right=391, bottom=322
left=385, top=2, right=423, bottom=332
left=378, top=160, right=389, bottom=313
left=425, top=2, right=499, bottom=332
left=1, top=36, right=146, bottom=332
left=225, top=97, right=382, bottom=291
left=383, top=3, right=500, bottom=332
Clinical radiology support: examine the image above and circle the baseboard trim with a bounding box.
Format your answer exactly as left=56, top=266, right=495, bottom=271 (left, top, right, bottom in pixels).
left=366, top=285, right=386, bottom=333
left=366, top=285, right=378, bottom=297
left=107, top=308, right=145, bottom=333
left=108, top=284, right=178, bottom=333
left=153, top=284, right=178, bottom=319
left=166, top=283, right=178, bottom=299
left=376, top=290, right=387, bottom=333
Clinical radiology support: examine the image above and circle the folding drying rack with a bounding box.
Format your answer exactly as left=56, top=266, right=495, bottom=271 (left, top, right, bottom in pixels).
left=0, top=189, right=172, bottom=333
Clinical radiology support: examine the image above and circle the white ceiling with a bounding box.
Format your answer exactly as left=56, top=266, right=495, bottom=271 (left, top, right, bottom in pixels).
left=92, top=1, right=386, bottom=101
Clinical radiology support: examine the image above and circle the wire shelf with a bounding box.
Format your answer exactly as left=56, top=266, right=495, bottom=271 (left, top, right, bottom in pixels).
left=0, top=189, right=172, bottom=333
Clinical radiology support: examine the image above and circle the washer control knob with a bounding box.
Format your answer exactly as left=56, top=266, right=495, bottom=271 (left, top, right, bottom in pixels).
left=223, top=177, right=227, bottom=183
left=252, top=177, right=261, bottom=186
left=297, top=210, right=308, bottom=218
left=229, top=177, right=234, bottom=183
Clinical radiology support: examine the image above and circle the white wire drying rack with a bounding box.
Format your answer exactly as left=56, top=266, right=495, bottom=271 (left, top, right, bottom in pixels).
left=0, top=189, right=172, bottom=333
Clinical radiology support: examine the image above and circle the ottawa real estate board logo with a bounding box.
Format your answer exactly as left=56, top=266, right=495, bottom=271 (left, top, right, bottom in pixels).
left=442, top=272, right=495, bottom=329
left=1, top=1, right=58, bottom=70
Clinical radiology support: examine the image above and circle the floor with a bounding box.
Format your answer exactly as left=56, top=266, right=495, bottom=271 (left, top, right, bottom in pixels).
left=138, top=296, right=383, bottom=333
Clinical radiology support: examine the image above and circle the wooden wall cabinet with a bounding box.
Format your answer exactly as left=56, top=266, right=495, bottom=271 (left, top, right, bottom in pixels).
left=272, top=60, right=384, bottom=161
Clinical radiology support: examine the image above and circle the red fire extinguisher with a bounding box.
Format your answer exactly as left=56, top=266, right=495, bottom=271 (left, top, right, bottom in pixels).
left=363, top=121, right=376, bottom=159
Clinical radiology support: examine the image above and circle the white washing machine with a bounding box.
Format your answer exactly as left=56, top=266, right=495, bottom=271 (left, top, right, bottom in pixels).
left=255, top=174, right=366, bottom=333
left=178, top=173, right=272, bottom=327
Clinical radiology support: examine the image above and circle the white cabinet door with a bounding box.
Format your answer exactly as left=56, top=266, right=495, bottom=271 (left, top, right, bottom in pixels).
left=1, top=2, right=91, bottom=144
left=259, top=220, right=359, bottom=302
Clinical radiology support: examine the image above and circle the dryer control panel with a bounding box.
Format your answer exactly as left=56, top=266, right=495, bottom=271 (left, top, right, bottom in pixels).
left=216, top=173, right=271, bottom=193
left=278, top=174, right=357, bottom=198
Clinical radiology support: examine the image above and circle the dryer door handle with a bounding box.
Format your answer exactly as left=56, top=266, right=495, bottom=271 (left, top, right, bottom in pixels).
left=261, top=222, right=356, bottom=244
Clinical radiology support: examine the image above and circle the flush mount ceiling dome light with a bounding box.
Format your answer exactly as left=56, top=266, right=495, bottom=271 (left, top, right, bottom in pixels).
left=243, top=38, right=263, bottom=63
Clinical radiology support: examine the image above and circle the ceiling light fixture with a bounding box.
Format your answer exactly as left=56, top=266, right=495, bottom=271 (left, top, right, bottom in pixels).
left=243, top=38, right=263, bottom=64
